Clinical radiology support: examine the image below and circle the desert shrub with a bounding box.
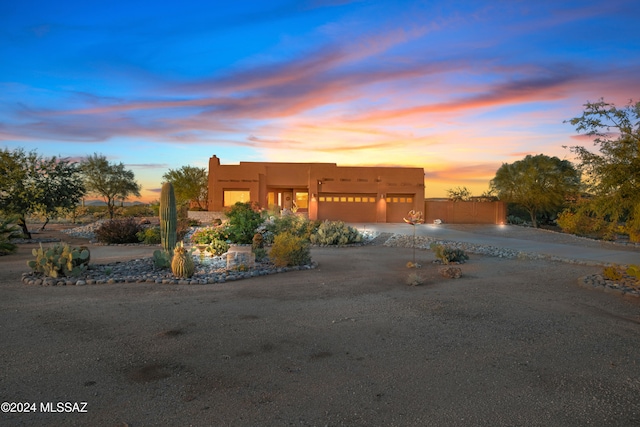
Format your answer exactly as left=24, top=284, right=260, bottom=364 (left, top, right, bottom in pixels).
left=253, top=247, right=268, bottom=262
left=119, top=204, right=155, bottom=217
left=0, top=215, right=21, bottom=256
left=556, top=210, right=609, bottom=238
left=136, top=226, right=162, bottom=244
left=153, top=250, right=172, bottom=269
left=191, top=225, right=229, bottom=244
left=627, top=265, right=640, bottom=281
left=430, top=243, right=469, bottom=264
left=602, top=264, right=640, bottom=283
left=406, top=272, right=426, bottom=286
left=603, top=265, right=624, bottom=281
left=310, top=220, right=362, bottom=245
left=269, top=232, right=311, bottom=267
left=28, top=243, right=90, bottom=278
left=95, top=218, right=142, bottom=244
left=206, top=239, right=229, bottom=256
left=507, top=215, right=525, bottom=225
left=262, top=215, right=320, bottom=242
left=225, top=202, right=264, bottom=244
left=57, top=206, right=90, bottom=224
left=177, top=218, right=192, bottom=241
left=149, top=202, right=160, bottom=216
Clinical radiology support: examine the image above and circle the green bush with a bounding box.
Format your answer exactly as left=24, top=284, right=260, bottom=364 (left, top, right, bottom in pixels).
left=310, top=220, right=362, bottom=245
left=191, top=225, right=229, bottom=244
left=95, top=218, right=142, bottom=244
left=0, top=216, right=21, bottom=256
left=225, top=202, right=264, bottom=244
left=262, top=215, right=320, bottom=242
left=136, top=226, right=162, bottom=244
left=430, top=243, right=469, bottom=264
left=269, top=232, right=311, bottom=267
left=206, top=239, right=229, bottom=256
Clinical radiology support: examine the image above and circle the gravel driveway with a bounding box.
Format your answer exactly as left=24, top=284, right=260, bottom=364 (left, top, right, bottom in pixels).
left=1, top=226, right=640, bottom=426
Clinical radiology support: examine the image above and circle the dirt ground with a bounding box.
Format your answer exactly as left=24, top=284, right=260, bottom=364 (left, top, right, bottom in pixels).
left=1, top=225, right=640, bottom=426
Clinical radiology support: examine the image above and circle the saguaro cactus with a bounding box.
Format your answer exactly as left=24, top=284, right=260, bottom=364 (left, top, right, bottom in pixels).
left=160, top=182, right=177, bottom=253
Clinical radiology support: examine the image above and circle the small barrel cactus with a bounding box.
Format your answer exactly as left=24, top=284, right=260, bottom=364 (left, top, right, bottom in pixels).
left=252, top=232, right=264, bottom=250
left=171, top=241, right=195, bottom=278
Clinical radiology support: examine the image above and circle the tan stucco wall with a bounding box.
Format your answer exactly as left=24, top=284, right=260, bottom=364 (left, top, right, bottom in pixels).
left=424, top=200, right=507, bottom=224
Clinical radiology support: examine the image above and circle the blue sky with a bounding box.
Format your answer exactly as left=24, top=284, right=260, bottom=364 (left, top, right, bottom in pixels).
left=2, top=0, right=639, bottom=201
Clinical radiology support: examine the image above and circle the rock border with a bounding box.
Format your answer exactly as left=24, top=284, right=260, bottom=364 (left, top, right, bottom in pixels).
left=21, top=258, right=318, bottom=286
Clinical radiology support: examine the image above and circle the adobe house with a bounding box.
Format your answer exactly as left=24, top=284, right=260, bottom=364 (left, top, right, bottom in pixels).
left=207, top=155, right=425, bottom=223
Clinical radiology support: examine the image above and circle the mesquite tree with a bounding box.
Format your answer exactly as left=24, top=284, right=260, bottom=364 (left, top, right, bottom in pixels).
left=490, top=154, right=580, bottom=227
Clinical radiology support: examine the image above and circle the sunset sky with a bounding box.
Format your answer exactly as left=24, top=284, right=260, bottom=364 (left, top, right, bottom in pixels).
left=2, top=0, right=639, bottom=202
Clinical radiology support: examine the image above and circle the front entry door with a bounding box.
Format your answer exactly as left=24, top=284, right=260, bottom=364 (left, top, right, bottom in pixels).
left=282, top=191, right=293, bottom=210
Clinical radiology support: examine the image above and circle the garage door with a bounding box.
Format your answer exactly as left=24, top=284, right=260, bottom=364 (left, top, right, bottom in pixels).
left=317, top=193, right=377, bottom=222
left=385, top=194, right=415, bottom=223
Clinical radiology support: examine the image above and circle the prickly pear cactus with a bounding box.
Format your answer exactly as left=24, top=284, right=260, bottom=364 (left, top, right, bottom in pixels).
left=160, top=181, right=177, bottom=253
left=27, top=243, right=90, bottom=278
left=171, top=242, right=195, bottom=278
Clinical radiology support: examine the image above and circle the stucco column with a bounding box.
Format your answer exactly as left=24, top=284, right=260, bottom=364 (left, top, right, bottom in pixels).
left=376, top=193, right=386, bottom=222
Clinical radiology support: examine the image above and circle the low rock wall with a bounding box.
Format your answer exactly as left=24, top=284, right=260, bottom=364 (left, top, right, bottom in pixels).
left=188, top=211, right=227, bottom=224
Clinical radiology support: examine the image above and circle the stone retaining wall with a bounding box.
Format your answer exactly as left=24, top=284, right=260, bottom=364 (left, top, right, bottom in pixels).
left=188, top=211, right=226, bottom=224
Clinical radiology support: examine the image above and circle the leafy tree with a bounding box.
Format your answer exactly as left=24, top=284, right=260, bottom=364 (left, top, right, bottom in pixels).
left=565, top=99, right=640, bottom=238
left=32, top=155, right=87, bottom=230
left=81, top=153, right=141, bottom=219
left=0, top=148, right=85, bottom=237
left=162, top=166, right=208, bottom=209
left=490, top=154, right=580, bottom=227
left=446, top=186, right=472, bottom=201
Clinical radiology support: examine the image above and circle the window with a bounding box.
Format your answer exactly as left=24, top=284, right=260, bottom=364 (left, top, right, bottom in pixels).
left=223, top=190, right=250, bottom=207
left=295, top=192, right=308, bottom=209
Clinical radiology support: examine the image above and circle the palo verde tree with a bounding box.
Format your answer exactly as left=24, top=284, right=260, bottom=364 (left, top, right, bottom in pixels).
left=490, top=154, right=580, bottom=227
left=162, top=165, right=208, bottom=210
left=565, top=99, right=640, bottom=239
left=0, top=148, right=86, bottom=238
left=81, top=153, right=141, bottom=219
left=446, top=186, right=472, bottom=201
